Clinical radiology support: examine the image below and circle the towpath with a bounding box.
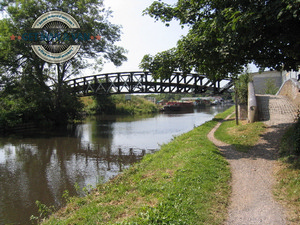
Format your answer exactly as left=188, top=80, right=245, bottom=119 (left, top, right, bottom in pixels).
left=208, top=95, right=298, bottom=225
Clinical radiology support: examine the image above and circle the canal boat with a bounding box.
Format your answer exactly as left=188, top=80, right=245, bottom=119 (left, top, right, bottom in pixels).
left=163, top=101, right=194, bottom=112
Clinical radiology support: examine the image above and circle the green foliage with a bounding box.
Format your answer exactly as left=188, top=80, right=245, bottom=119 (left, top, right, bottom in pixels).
left=0, top=0, right=127, bottom=127
left=0, top=77, right=84, bottom=127
left=81, top=96, right=97, bottom=115
left=275, top=116, right=300, bottom=223
left=113, top=95, right=158, bottom=115
left=264, top=79, right=279, bottom=95
left=274, top=164, right=300, bottom=224
left=89, top=92, right=233, bottom=116
left=215, top=115, right=266, bottom=152
left=234, top=73, right=250, bottom=104
left=279, top=116, right=300, bottom=167
left=93, top=95, right=159, bottom=115
left=140, top=49, right=182, bottom=80
left=62, top=190, right=71, bottom=204
left=42, top=108, right=234, bottom=225
left=93, top=94, right=117, bottom=115
left=30, top=201, right=55, bottom=224
left=140, top=0, right=300, bottom=79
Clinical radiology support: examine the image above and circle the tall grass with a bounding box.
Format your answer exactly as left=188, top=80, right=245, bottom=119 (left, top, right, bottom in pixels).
left=279, top=118, right=300, bottom=165
left=274, top=117, right=300, bottom=224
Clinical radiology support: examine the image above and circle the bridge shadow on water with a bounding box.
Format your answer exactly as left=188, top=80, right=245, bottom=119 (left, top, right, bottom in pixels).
left=0, top=123, right=153, bottom=225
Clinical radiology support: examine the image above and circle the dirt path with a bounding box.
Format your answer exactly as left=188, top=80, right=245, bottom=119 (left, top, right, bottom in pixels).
left=208, top=95, right=298, bottom=225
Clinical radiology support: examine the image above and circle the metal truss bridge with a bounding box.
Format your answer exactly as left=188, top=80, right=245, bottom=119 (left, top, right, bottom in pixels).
left=67, top=71, right=233, bottom=96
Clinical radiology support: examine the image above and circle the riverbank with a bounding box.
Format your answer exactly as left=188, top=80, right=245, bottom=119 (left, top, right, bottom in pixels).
left=39, top=99, right=300, bottom=224
left=41, top=108, right=234, bottom=224
left=82, top=95, right=159, bottom=116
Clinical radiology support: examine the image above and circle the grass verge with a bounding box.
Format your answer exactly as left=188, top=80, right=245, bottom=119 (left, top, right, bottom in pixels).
left=41, top=108, right=233, bottom=225
left=214, top=107, right=265, bottom=152
left=274, top=163, right=300, bottom=224
left=274, top=120, right=300, bottom=224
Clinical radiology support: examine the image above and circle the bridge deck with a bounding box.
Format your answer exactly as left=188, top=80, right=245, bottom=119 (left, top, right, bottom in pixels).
left=67, top=71, right=233, bottom=96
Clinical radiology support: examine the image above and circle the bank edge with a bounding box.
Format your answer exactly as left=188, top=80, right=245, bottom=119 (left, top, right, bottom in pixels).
left=42, top=107, right=235, bottom=225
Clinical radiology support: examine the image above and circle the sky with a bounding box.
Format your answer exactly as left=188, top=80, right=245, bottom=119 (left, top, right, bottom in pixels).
left=86, top=0, right=258, bottom=75
left=0, top=0, right=258, bottom=75
left=85, top=0, right=189, bottom=75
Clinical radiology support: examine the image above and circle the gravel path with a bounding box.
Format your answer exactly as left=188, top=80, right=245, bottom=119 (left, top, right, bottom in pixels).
left=208, top=95, right=298, bottom=225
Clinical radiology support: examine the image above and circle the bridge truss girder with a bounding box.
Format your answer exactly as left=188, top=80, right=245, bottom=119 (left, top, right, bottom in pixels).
left=67, top=71, right=232, bottom=96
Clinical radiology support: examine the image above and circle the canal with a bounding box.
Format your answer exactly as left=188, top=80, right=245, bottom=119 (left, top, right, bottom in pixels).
left=0, top=105, right=230, bottom=224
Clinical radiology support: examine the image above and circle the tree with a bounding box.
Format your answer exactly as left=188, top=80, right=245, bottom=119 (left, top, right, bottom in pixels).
left=140, top=0, right=300, bottom=80
left=234, top=72, right=250, bottom=125
left=0, top=0, right=127, bottom=126
left=235, top=73, right=250, bottom=105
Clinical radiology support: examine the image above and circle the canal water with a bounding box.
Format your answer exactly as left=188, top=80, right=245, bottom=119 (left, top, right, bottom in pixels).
left=0, top=105, right=230, bottom=224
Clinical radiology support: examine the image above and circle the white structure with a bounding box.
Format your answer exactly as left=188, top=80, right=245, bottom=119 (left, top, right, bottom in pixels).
left=251, top=70, right=299, bottom=94
left=282, top=70, right=299, bottom=83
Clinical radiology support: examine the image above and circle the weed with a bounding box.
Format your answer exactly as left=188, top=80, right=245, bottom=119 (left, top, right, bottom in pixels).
left=30, top=201, right=55, bottom=224
left=62, top=190, right=71, bottom=204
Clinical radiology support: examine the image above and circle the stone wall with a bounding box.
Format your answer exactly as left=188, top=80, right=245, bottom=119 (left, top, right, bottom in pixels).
left=277, top=78, right=300, bottom=108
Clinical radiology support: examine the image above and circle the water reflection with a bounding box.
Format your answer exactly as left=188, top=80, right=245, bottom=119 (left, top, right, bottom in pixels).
left=0, top=133, right=147, bottom=224
left=0, top=105, right=231, bottom=224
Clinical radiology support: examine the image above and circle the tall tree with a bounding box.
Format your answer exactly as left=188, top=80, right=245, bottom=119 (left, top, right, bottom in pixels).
left=140, top=0, right=300, bottom=80
left=0, top=0, right=127, bottom=126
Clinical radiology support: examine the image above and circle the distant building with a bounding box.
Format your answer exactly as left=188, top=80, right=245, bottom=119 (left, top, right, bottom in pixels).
left=146, top=96, right=156, bottom=104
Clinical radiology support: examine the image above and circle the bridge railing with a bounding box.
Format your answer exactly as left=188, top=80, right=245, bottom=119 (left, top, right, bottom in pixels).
left=66, top=71, right=232, bottom=96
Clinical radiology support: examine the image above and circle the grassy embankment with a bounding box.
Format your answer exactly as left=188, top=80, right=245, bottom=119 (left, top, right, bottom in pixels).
left=41, top=107, right=234, bottom=225
left=274, top=119, right=300, bottom=224
left=81, top=95, right=159, bottom=115
left=214, top=112, right=265, bottom=152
